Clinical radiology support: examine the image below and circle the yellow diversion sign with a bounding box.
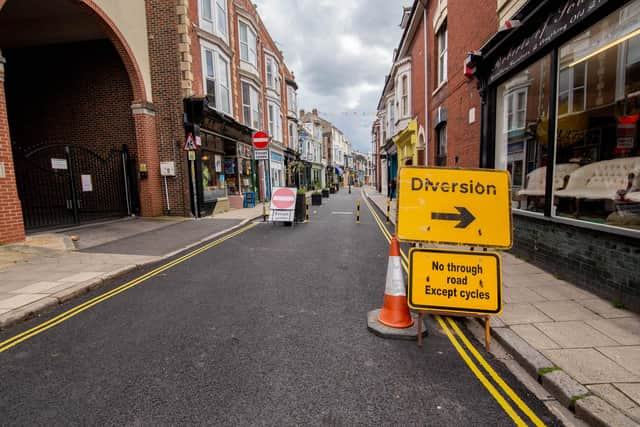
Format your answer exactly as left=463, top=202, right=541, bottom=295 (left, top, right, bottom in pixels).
left=408, top=248, right=503, bottom=315
left=397, top=167, right=512, bottom=248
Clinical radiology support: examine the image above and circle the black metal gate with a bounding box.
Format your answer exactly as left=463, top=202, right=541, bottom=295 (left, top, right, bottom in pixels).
left=13, top=144, right=138, bottom=230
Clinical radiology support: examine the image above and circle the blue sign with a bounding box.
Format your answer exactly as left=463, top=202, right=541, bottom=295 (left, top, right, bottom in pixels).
left=270, top=151, right=283, bottom=163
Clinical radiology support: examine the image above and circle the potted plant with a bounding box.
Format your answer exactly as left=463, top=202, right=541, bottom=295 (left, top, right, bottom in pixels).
left=322, top=188, right=330, bottom=198
left=295, top=187, right=307, bottom=222
left=312, top=190, right=322, bottom=205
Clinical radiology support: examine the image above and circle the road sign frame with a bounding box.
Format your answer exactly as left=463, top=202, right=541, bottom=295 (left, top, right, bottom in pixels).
left=396, top=166, right=513, bottom=248
left=408, top=247, right=503, bottom=316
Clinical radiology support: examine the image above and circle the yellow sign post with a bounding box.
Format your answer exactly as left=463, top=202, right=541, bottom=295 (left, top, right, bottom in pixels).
left=397, top=167, right=512, bottom=248
left=408, top=248, right=503, bottom=315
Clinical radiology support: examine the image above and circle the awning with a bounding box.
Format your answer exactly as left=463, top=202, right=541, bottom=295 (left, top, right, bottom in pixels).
left=335, top=167, right=344, bottom=175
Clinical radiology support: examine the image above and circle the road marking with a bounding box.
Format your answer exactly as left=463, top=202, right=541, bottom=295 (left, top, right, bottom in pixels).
left=331, top=211, right=353, bottom=215
left=0, top=222, right=258, bottom=353
left=361, top=189, right=544, bottom=426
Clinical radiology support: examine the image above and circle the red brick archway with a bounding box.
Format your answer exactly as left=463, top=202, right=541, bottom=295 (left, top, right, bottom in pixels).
left=0, top=0, right=162, bottom=243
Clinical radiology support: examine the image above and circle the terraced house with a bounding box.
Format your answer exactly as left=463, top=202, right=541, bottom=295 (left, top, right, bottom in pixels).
left=0, top=0, right=298, bottom=243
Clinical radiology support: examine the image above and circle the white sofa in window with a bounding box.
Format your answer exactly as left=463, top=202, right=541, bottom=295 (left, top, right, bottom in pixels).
left=516, top=163, right=579, bottom=208
left=554, top=157, right=640, bottom=202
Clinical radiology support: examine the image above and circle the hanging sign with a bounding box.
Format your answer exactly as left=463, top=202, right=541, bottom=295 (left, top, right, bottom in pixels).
left=408, top=248, right=503, bottom=315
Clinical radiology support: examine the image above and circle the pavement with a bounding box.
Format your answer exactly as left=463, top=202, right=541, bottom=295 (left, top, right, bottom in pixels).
left=0, top=204, right=265, bottom=330
left=366, top=185, right=640, bottom=426
left=0, top=188, right=561, bottom=425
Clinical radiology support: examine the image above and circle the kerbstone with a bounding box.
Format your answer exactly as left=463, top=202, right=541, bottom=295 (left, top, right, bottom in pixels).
left=541, top=370, right=589, bottom=408
left=492, top=327, right=555, bottom=378
left=575, top=396, right=638, bottom=427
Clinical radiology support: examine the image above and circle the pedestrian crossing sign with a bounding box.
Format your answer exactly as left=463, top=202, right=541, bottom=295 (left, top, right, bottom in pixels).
left=184, top=133, right=197, bottom=151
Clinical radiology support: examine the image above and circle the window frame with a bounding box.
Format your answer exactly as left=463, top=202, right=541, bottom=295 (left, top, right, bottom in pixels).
left=201, top=41, right=232, bottom=115
left=238, top=20, right=257, bottom=67
left=241, top=80, right=261, bottom=130
left=504, top=88, right=528, bottom=133
left=558, top=62, right=587, bottom=116
left=200, top=0, right=228, bottom=41
left=437, top=23, right=448, bottom=85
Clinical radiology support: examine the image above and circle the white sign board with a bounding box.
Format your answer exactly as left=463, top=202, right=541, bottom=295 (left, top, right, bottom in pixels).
left=160, top=161, right=176, bottom=176
left=81, top=174, right=93, bottom=192
left=51, top=158, right=68, bottom=170
left=255, top=149, right=269, bottom=161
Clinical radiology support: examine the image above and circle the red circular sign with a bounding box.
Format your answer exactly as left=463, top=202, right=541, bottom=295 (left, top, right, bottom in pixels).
left=272, top=188, right=296, bottom=209
left=252, top=131, right=269, bottom=150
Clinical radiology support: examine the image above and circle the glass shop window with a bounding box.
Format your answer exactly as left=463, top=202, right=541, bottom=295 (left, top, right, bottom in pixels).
left=554, top=0, right=640, bottom=231
left=495, top=55, right=551, bottom=212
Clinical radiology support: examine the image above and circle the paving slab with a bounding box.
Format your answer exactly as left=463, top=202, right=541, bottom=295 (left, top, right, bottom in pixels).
left=535, top=321, right=619, bottom=348
left=597, top=347, right=640, bottom=376
left=534, top=301, right=601, bottom=321
left=11, top=281, right=64, bottom=294
left=511, top=324, right=561, bottom=350
left=588, top=384, right=638, bottom=411
left=532, top=283, right=596, bottom=301
left=499, top=302, right=553, bottom=325
left=587, top=319, right=640, bottom=346
left=580, top=298, right=634, bottom=319
left=0, top=294, right=49, bottom=309
left=615, top=383, right=640, bottom=406
left=504, top=287, right=548, bottom=303
left=542, top=348, right=640, bottom=384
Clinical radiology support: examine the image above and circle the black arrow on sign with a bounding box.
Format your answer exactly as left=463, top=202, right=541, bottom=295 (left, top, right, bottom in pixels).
left=431, top=207, right=476, bottom=229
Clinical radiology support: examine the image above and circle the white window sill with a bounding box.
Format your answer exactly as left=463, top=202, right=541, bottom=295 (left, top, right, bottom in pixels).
left=432, top=81, right=447, bottom=96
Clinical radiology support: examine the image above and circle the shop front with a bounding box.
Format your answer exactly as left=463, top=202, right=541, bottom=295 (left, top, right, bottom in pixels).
left=382, top=141, right=398, bottom=198
left=269, top=146, right=285, bottom=198
left=393, top=119, right=418, bottom=167
left=223, top=140, right=256, bottom=209
left=477, top=0, right=640, bottom=310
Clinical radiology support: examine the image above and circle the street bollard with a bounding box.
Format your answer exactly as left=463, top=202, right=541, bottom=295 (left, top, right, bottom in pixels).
left=386, top=199, right=391, bottom=224
left=306, top=198, right=310, bottom=222
left=356, top=200, right=360, bottom=224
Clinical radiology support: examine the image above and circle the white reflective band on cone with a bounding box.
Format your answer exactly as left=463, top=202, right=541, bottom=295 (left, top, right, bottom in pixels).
left=385, top=256, right=406, bottom=296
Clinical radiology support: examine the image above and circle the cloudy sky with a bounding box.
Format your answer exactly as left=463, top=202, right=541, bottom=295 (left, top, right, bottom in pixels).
left=254, top=0, right=407, bottom=153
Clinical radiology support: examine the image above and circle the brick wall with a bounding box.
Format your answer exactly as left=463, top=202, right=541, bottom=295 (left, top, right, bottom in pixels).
left=0, top=51, right=25, bottom=244
left=427, top=0, right=497, bottom=168
left=147, top=0, right=191, bottom=216
left=511, top=214, right=640, bottom=312
left=5, top=41, right=136, bottom=158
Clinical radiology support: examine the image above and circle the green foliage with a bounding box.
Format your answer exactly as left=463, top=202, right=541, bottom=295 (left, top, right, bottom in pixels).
left=297, top=187, right=306, bottom=195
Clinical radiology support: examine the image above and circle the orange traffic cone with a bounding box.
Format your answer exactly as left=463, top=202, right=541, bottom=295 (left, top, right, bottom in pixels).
left=377, top=235, right=414, bottom=328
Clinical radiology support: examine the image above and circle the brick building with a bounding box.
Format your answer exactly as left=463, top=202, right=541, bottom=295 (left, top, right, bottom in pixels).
left=0, top=0, right=296, bottom=244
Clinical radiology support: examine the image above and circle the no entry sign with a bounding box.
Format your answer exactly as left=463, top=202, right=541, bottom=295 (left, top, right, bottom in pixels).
left=269, top=187, right=297, bottom=222
left=253, top=131, right=269, bottom=150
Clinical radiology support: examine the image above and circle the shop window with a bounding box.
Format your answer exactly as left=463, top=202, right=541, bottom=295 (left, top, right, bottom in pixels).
left=241, top=81, right=260, bottom=129
left=436, top=124, right=447, bottom=166
left=437, top=22, right=448, bottom=85
left=201, top=42, right=232, bottom=115
left=239, top=21, right=257, bottom=66
left=496, top=55, right=551, bottom=211
left=554, top=0, right=640, bottom=231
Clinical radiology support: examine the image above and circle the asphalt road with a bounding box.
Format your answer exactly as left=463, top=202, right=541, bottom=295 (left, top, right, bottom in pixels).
left=0, top=189, right=560, bottom=426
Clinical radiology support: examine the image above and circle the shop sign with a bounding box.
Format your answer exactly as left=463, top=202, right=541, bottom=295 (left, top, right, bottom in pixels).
left=237, top=143, right=253, bottom=159
left=270, top=151, right=283, bottom=163
left=408, top=248, right=503, bottom=315
left=269, top=187, right=297, bottom=222
left=51, top=158, right=68, bottom=170
left=489, top=0, right=607, bottom=83
left=397, top=167, right=512, bottom=248
left=81, top=174, right=93, bottom=192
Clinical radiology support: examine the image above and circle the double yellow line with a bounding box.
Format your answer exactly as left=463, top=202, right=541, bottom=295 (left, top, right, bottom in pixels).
left=361, top=192, right=544, bottom=427
left=0, top=222, right=257, bottom=354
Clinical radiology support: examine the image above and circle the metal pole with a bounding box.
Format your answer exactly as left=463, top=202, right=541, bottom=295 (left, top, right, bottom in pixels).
left=190, top=158, right=199, bottom=218
left=262, top=158, right=267, bottom=222
left=356, top=200, right=360, bottom=224
left=122, top=149, right=132, bottom=216
left=164, top=175, right=171, bottom=214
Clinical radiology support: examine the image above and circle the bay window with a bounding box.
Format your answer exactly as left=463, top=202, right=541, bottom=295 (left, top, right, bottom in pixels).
left=200, top=0, right=228, bottom=40
left=239, top=21, right=257, bottom=66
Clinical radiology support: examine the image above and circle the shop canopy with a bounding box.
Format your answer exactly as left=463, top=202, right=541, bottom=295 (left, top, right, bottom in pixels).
left=335, top=167, right=344, bottom=175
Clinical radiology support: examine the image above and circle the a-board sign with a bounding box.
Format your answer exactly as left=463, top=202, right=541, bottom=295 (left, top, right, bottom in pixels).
left=269, top=187, right=297, bottom=222
left=397, top=167, right=512, bottom=248
left=408, top=248, right=503, bottom=315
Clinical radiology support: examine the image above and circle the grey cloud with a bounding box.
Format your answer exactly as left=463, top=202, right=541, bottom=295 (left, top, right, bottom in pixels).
left=255, top=0, right=406, bottom=152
